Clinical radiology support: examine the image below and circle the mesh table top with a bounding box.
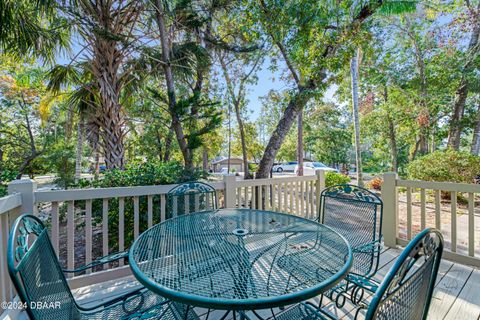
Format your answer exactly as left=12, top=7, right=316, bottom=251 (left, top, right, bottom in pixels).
left=129, top=208, right=352, bottom=310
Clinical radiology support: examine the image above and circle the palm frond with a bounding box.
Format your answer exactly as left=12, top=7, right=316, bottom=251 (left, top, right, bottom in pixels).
left=171, top=41, right=211, bottom=80
left=46, top=64, right=82, bottom=93
left=66, top=85, right=97, bottom=114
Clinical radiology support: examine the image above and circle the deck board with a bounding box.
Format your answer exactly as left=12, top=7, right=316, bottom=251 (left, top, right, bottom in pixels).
left=11, top=248, right=480, bottom=320
left=428, top=263, right=474, bottom=320
left=443, top=268, right=480, bottom=320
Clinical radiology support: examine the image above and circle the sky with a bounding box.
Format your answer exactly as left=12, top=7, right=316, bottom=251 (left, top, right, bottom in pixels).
left=244, top=64, right=338, bottom=121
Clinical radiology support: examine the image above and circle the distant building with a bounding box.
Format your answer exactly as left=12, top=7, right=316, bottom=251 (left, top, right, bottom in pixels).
left=211, top=157, right=245, bottom=173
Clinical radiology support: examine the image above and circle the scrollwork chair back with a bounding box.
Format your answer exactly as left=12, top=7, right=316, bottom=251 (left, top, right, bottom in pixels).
left=320, top=184, right=383, bottom=279
left=7, top=214, right=80, bottom=319
left=366, top=228, right=443, bottom=320
left=166, top=182, right=218, bottom=218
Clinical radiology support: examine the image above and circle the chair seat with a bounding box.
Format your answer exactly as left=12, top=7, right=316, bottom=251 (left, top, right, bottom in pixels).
left=82, top=289, right=200, bottom=320
left=275, top=303, right=323, bottom=320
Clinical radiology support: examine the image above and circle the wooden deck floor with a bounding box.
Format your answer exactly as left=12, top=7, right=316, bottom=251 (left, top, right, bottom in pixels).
left=14, top=247, right=480, bottom=320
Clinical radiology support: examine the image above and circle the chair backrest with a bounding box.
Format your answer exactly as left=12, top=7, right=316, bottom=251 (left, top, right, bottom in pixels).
left=166, top=181, right=218, bottom=218
left=7, top=214, right=80, bottom=320
left=320, top=184, right=383, bottom=278
left=366, top=228, right=443, bottom=320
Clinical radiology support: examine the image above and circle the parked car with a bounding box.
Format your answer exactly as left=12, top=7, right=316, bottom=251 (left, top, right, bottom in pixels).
left=212, top=167, right=229, bottom=175
left=272, top=161, right=298, bottom=172
left=294, top=162, right=338, bottom=175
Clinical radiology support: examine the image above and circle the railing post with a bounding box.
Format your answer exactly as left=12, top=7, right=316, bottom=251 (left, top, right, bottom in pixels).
left=316, top=170, right=326, bottom=212
left=382, top=172, right=398, bottom=248
left=317, top=170, right=326, bottom=191
left=8, top=179, right=37, bottom=215
left=223, top=175, right=236, bottom=208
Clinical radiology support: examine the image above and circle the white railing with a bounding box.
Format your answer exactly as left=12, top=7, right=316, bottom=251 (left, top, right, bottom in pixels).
left=0, top=173, right=325, bottom=297
left=0, top=192, right=22, bottom=307
left=382, top=172, right=480, bottom=267
left=2, top=170, right=478, bottom=316
left=229, top=174, right=324, bottom=219
left=34, top=181, right=227, bottom=289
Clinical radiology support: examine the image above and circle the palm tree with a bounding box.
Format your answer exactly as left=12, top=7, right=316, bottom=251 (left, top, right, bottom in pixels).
left=47, top=0, right=143, bottom=169
left=47, top=63, right=101, bottom=180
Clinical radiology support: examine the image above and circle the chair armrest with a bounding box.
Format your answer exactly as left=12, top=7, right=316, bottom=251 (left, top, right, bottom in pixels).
left=352, top=239, right=383, bottom=254
left=63, top=251, right=129, bottom=273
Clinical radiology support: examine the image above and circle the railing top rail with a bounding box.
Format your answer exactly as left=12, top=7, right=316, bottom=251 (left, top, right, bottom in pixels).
left=0, top=193, right=22, bottom=215
left=34, top=181, right=226, bottom=203
left=234, top=175, right=318, bottom=187
left=396, top=179, right=480, bottom=193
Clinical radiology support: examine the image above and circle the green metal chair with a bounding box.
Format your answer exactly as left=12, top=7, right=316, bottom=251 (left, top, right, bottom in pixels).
left=166, top=181, right=218, bottom=218
left=7, top=214, right=199, bottom=320
left=318, top=184, right=383, bottom=307
left=276, top=228, right=444, bottom=320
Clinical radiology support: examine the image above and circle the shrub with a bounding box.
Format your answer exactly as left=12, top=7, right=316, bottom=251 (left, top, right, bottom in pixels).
left=76, top=161, right=205, bottom=189
left=248, top=163, right=258, bottom=173
left=407, top=150, right=480, bottom=184
left=325, top=171, right=351, bottom=187
left=366, top=177, right=383, bottom=190
left=0, top=186, right=7, bottom=197
left=0, top=169, right=19, bottom=197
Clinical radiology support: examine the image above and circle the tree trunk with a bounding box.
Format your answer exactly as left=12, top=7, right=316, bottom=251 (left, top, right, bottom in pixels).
left=16, top=109, right=40, bottom=179
left=154, top=0, right=192, bottom=169
left=297, top=110, right=304, bottom=176
left=0, top=148, right=3, bottom=176
left=94, top=148, right=100, bottom=178
left=86, top=0, right=141, bottom=170
left=447, top=82, right=469, bottom=150
left=202, top=147, right=209, bottom=171
left=164, top=127, right=173, bottom=161
left=407, top=18, right=430, bottom=156
left=447, top=10, right=480, bottom=150
left=99, top=98, right=125, bottom=169
left=384, top=86, right=397, bottom=172
left=351, top=49, right=363, bottom=187
left=218, top=55, right=254, bottom=179
left=227, top=104, right=232, bottom=174
left=471, top=104, right=480, bottom=155
left=387, top=116, right=398, bottom=172
left=234, top=101, right=250, bottom=179
left=74, top=119, right=84, bottom=182
left=255, top=88, right=311, bottom=178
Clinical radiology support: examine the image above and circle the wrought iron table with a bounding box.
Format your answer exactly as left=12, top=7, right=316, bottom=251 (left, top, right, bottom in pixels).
left=129, top=208, right=352, bottom=314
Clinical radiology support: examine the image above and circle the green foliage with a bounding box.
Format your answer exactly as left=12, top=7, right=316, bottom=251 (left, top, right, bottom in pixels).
left=325, top=171, right=351, bottom=187
left=73, top=161, right=207, bottom=251
left=76, top=162, right=206, bottom=189
left=0, top=168, right=18, bottom=197
left=0, top=168, right=18, bottom=182
left=41, top=141, right=76, bottom=189
left=248, top=163, right=258, bottom=173
left=407, top=150, right=480, bottom=184
left=258, top=90, right=297, bottom=161
left=0, top=169, right=19, bottom=197
left=305, top=102, right=352, bottom=166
